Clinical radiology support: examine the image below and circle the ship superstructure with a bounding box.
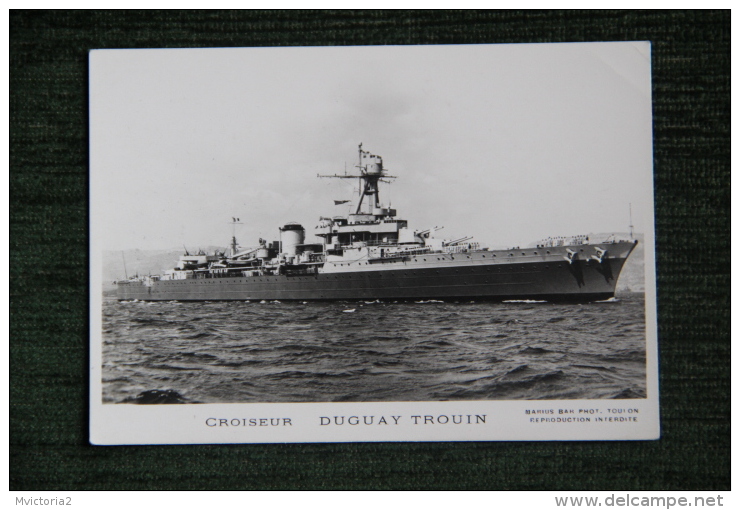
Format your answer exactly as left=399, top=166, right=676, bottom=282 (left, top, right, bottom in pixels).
left=116, top=145, right=637, bottom=302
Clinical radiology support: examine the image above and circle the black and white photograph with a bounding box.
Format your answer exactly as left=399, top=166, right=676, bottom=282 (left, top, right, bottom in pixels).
left=89, top=42, right=659, bottom=444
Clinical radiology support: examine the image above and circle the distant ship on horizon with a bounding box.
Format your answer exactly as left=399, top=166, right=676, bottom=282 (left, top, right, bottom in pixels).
left=116, top=144, right=637, bottom=302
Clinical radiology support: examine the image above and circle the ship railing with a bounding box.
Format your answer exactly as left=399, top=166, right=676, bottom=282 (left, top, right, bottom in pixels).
left=443, top=243, right=480, bottom=254
left=366, top=246, right=433, bottom=262
left=535, top=235, right=631, bottom=248
left=537, top=235, right=591, bottom=248
left=283, top=267, right=319, bottom=277
left=397, top=246, right=433, bottom=256
left=338, top=240, right=399, bottom=248
left=195, top=268, right=250, bottom=279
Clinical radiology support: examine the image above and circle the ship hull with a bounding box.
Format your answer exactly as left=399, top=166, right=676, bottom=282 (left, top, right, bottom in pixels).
left=117, top=241, right=637, bottom=303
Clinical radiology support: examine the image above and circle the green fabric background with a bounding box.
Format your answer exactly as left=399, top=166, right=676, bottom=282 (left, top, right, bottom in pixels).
left=10, top=10, right=729, bottom=490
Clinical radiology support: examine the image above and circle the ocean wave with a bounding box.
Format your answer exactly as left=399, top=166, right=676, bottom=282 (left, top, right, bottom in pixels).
left=519, top=346, right=551, bottom=354
left=120, top=389, right=193, bottom=404
left=571, top=364, right=613, bottom=372
left=102, top=294, right=647, bottom=403
left=610, top=387, right=646, bottom=399
left=178, top=352, right=217, bottom=360
left=595, top=349, right=646, bottom=363
left=143, top=363, right=205, bottom=372
left=506, top=364, right=528, bottom=375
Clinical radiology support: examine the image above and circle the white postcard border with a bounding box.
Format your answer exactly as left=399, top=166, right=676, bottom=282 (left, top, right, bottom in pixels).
left=89, top=41, right=660, bottom=445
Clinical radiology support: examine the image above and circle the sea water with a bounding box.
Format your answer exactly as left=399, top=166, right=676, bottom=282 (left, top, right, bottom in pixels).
left=101, top=294, right=647, bottom=403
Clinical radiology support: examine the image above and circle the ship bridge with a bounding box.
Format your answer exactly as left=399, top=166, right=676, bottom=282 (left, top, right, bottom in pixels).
left=316, top=217, right=408, bottom=249
left=317, top=144, right=408, bottom=251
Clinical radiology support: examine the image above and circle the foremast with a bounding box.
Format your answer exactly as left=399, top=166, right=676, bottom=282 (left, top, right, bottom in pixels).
left=315, top=145, right=410, bottom=255
left=318, top=143, right=397, bottom=216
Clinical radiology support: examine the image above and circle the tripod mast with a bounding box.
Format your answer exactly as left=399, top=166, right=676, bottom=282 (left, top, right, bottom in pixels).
left=318, top=144, right=396, bottom=215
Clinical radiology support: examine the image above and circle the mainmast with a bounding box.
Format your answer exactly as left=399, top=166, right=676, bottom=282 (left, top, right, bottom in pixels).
left=229, top=217, right=242, bottom=256
left=121, top=251, right=128, bottom=279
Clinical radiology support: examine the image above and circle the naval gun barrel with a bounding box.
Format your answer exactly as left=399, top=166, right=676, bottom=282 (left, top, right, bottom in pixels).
left=445, top=236, right=473, bottom=246
left=416, top=226, right=443, bottom=236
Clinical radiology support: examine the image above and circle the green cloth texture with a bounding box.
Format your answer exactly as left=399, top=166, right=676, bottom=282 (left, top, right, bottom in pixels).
left=10, top=10, right=729, bottom=490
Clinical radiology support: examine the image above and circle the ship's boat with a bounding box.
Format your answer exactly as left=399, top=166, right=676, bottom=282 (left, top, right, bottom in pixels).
left=117, top=144, right=637, bottom=302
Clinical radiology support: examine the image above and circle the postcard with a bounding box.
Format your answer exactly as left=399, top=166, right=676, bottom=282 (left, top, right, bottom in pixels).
left=90, top=42, right=659, bottom=444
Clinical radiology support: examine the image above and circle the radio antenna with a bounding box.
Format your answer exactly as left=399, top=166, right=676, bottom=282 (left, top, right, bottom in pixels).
left=121, top=251, right=128, bottom=279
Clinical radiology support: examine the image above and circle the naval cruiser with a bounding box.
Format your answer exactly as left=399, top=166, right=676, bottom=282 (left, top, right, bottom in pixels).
left=116, top=144, right=637, bottom=302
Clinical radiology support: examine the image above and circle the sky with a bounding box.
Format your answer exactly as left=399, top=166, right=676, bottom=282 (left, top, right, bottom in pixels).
left=90, top=42, right=654, bottom=253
